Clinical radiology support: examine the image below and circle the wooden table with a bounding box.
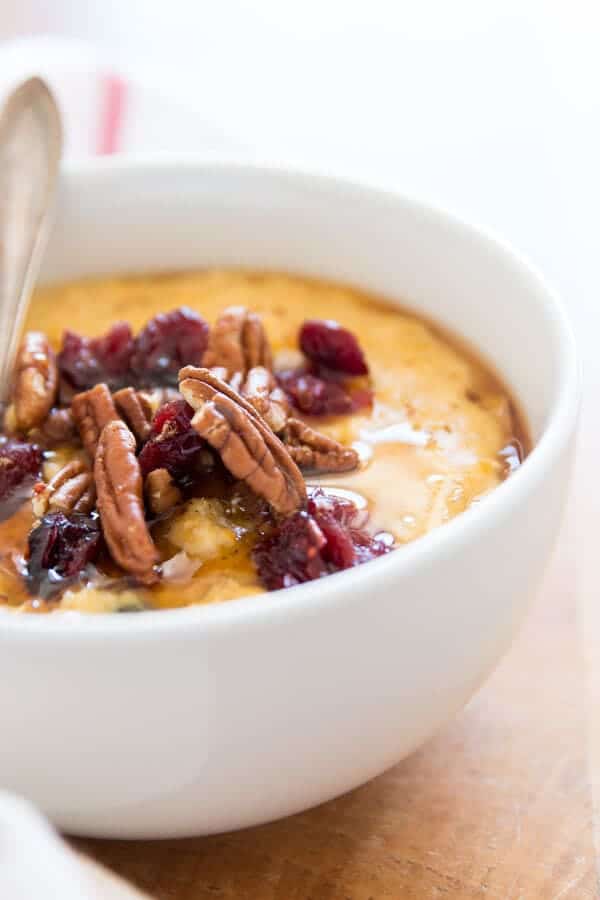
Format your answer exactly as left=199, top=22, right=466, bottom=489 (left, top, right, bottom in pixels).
left=77, top=447, right=597, bottom=899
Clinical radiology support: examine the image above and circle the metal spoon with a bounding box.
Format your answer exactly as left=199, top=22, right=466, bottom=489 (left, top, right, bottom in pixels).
left=0, top=77, right=62, bottom=406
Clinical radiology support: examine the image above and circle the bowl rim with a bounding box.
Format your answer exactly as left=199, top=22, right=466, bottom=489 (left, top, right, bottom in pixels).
left=0, top=155, right=581, bottom=640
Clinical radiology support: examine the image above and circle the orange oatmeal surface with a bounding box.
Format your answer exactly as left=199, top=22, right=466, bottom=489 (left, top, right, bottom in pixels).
left=0, top=270, right=526, bottom=613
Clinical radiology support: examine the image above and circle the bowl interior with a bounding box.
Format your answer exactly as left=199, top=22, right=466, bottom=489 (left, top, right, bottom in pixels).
left=42, top=160, right=573, bottom=444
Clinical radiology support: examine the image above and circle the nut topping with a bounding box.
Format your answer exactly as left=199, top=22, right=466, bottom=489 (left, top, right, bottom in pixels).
left=242, top=311, right=273, bottom=371
left=283, top=418, right=359, bottom=473
left=192, top=399, right=304, bottom=515
left=113, top=387, right=152, bottom=444
left=144, top=467, right=182, bottom=516
left=71, top=384, right=120, bottom=458
left=94, top=420, right=159, bottom=582
left=241, top=366, right=290, bottom=434
left=179, top=367, right=306, bottom=515
left=203, top=306, right=273, bottom=377
left=32, top=459, right=96, bottom=518
left=180, top=366, right=261, bottom=419
left=11, top=332, right=58, bottom=431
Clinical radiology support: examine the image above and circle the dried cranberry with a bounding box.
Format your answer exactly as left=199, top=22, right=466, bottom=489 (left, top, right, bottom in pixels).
left=130, top=308, right=209, bottom=386
left=58, top=308, right=208, bottom=392
left=26, top=512, right=102, bottom=598
left=0, top=440, right=42, bottom=516
left=308, top=489, right=390, bottom=564
left=350, top=530, right=392, bottom=565
left=139, top=430, right=205, bottom=478
left=300, top=320, right=368, bottom=375
left=93, top=322, right=136, bottom=378
left=58, top=323, right=135, bottom=391
left=252, top=511, right=328, bottom=589
left=315, top=511, right=355, bottom=568
left=141, top=397, right=217, bottom=487
left=150, top=399, right=195, bottom=437
left=253, top=489, right=392, bottom=589
left=277, top=370, right=353, bottom=416
left=307, top=488, right=367, bottom=530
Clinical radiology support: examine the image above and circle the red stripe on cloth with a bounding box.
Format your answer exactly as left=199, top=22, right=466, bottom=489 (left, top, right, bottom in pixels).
left=97, top=74, right=126, bottom=155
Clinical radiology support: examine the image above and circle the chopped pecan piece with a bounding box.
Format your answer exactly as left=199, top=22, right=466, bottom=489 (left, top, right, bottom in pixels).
left=243, top=311, right=273, bottom=371
left=32, top=459, right=96, bottom=517
left=203, top=306, right=273, bottom=377
left=283, top=418, right=359, bottom=473
left=71, top=384, right=120, bottom=458
left=241, top=366, right=290, bottom=434
left=179, top=367, right=305, bottom=515
left=145, top=467, right=182, bottom=516
left=11, top=332, right=58, bottom=431
left=113, top=387, right=152, bottom=444
left=95, top=420, right=159, bottom=583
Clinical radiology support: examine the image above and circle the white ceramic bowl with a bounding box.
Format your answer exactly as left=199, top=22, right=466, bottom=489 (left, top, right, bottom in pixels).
left=0, top=159, right=579, bottom=838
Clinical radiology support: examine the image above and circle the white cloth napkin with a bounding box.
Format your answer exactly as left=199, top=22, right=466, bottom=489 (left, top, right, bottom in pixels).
left=0, top=35, right=248, bottom=159
left=0, top=792, right=149, bottom=899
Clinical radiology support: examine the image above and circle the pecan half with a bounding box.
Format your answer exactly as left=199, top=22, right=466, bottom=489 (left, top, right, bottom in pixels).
left=71, top=384, right=120, bottom=458
left=179, top=366, right=305, bottom=515
left=241, top=366, right=290, bottom=434
left=95, top=420, right=159, bottom=582
left=32, top=459, right=96, bottom=517
left=203, top=307, right=273, bottom=377
left=113, top=387, right=152, bottom=444
left=283, top=418, right=359, bottom=473
left=11, top=332, right=58, bottom=431
left=145, top=468, right=182, bottom=516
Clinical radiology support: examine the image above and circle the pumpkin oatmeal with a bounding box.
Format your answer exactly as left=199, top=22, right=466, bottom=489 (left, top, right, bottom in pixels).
left=0, top=270, right=527, bottom=613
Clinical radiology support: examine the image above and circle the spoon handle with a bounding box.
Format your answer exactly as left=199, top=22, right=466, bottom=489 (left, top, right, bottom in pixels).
left=0, top=78, right=62, bottom=405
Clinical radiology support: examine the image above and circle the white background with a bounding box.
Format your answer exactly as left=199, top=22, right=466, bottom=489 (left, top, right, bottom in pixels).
left=2, top=1, right=598, bottom=343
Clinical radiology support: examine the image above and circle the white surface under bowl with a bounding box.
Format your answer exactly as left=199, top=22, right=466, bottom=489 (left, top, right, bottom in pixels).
left=0, top=159, right=579, bottom=838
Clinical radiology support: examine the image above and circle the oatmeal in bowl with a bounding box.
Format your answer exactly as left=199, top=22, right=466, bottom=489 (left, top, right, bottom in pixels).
left=0, top=270, right=526, bottom=613
left=0, top=161, right=578, bottom=838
